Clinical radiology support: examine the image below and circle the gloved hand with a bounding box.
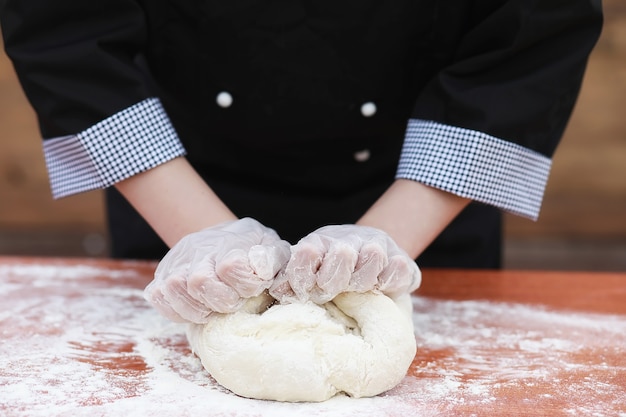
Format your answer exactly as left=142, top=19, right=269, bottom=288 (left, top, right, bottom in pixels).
left=269, top=225, right=421, bottom=304
left=144, top=218, right=290, bottom=323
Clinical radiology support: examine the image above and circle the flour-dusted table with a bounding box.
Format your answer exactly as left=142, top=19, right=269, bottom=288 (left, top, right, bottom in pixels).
left=1, top=257, right=625, bottom=416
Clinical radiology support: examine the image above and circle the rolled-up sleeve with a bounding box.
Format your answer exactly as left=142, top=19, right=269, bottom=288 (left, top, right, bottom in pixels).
left=398, top=0, right=603, bottom=219
left=397, top=119, right=551, bottom=219
left=43, top=98, right=185, bottom=198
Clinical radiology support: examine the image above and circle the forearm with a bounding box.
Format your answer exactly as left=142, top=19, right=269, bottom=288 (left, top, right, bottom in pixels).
left=357, top=179, right=470, bottom=259
left=114, top=157, right=237, bottom=247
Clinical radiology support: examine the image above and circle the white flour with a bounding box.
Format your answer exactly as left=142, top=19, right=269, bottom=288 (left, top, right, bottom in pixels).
left=1, top=263, right=625, bottom=416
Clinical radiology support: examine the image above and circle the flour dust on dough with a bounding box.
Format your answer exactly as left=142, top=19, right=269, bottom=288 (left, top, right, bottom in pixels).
left=187, top=291, right=416, bottom=402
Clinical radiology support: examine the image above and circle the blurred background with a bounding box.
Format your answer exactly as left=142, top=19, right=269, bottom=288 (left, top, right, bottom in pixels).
left=1, top=3, right=625, bottom=270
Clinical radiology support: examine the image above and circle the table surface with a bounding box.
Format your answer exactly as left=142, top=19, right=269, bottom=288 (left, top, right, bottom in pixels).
left=1, top=256, right=625, bottom=417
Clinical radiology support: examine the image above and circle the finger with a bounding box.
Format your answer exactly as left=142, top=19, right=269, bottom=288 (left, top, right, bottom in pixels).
left=160, top=273, right=214, bottom=323
left=216, top=248, right=273, bottom=298
left=268, top=272, right=298, bottom=304
left=186, top=261, right=245, bottom=313
left=407, top=261, right=422, bottom=292
left=349, top=241, right=387, bottom=292
left=248, top=242, right=290, bottom=280
left=284, top=240, right=324, bottom=301
left=378, top=255, right=420, bottom=297
left=144, top=284, right=187, bottom=323
left=311, top=240, right=358, bottom=304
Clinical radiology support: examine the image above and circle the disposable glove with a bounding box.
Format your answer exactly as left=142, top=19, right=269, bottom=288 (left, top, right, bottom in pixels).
left=144, top=218, right=290, bottom=323
left=270, top=224, right=421, bottom=304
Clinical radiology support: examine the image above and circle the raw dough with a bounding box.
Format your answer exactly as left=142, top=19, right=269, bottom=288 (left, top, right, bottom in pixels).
left=186, top=291, right=416, bottom=402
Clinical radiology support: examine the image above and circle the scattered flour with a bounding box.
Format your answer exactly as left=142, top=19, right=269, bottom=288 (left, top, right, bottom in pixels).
left=1, top=262, right=625, bottom=416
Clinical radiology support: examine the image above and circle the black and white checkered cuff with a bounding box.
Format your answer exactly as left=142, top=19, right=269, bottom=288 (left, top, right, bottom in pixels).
left=43, top=98, right=186, bottom=198
left=397, top=119, right=552, bottom=220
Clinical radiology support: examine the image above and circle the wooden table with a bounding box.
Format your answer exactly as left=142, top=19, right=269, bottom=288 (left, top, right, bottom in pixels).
left=1, top=257, right=625, bottom=416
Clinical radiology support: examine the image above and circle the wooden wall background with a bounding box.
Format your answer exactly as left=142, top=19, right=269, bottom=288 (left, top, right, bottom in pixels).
left=1, top=3, right=625, bottom=269
left=503, top=0, right=626, bottom=270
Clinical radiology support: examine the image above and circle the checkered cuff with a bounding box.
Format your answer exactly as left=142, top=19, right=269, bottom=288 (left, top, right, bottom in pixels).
left=397, top=119, right=552, bottom=220
left=42, top=98, right=186, bottom=198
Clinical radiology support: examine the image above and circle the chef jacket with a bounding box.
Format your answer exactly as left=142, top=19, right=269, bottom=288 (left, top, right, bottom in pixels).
left=1, top=0, right=602, bottom=265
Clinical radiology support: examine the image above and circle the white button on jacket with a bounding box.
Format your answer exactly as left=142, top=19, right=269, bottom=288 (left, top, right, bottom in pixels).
left=216, top=91, right=233, bottom=108
left=360, top=102, right=377, bottom=117
left=353, top=149, right=371, bottom=162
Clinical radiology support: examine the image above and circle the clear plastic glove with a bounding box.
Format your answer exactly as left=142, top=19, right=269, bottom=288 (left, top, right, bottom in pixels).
left=144, top=218, right=290, bottom=323
left=269, top=225, right=421, bottom=304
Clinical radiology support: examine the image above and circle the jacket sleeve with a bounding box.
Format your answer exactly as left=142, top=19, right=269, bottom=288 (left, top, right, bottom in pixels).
left=397, top=0, right=603, bottom=219
left=1, top=0, right=185, bottom=198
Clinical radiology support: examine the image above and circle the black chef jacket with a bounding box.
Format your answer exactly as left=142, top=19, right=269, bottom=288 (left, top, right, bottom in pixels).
left=0, top=0, right=603, bottom=267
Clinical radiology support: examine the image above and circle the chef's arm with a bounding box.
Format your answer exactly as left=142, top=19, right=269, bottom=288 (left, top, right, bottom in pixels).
left=114, top=157, right=237, bottom=247
left=365, top=0, right=602, bottom=262
left=357, top=179, right=469, bottom=259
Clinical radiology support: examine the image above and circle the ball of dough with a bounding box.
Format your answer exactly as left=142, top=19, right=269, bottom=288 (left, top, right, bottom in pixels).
left=186, top=291, right=416, bottom=402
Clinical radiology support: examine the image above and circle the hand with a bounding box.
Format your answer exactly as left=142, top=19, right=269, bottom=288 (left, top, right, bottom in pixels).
left=269, top=225, right=421, bottom=304
left=144, top=218, right=290, bottom=323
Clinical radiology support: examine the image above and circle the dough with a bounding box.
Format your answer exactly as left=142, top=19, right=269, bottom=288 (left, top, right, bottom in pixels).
left=187, top=291, right=416, bottom=402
